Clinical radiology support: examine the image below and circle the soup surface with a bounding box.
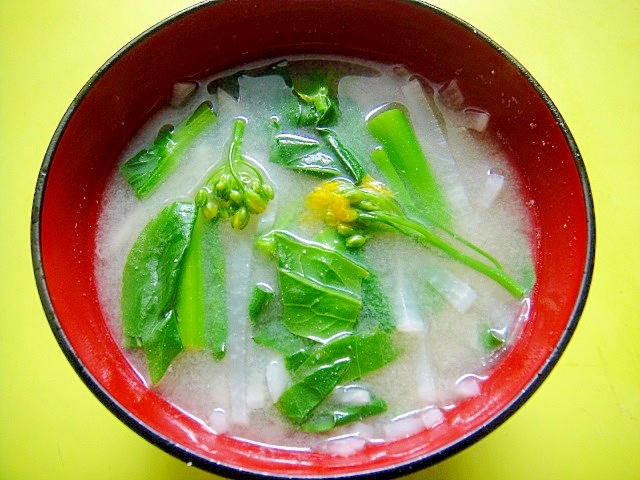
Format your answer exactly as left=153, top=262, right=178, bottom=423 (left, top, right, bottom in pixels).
left=95, top=57, right=535, bottom=455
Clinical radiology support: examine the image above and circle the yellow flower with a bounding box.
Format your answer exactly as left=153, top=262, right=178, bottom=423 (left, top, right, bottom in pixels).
left=306, top=180, right=359, bottom=226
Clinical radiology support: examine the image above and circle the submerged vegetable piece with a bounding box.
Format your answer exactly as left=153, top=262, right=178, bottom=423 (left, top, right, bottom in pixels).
left=306, top=176, right=527, bottom=297
left=276, top=358, right=350, bottom=424
left=300, top=396, right=388, bottom=433
left=195, top=117, right=274, bottom=230
left=292, top=330, right=400, bottom=383
left=317, top=128, right=367, bottom=184
left=248, top=282, right=275, bottom=323
left=121, top=201, right=198, bottom=383
left=314, top=227, right=396, bottom=333
left=287, top=68, right=340, bottom=127
left=143, top=310, right=184, bottom=385
left=207, top=59, right=293, bottom=100
left=270, top=132, right=346, bottom=178
left=269, top=231, right=369, bottom=342
left=120, top=102, right=217, bottom=199
left=175, top=212, right=227, bottom=360
left=367, top=105, right=451, bottom=226
left=480, top=324, right=506, bottom=352
left=249, top=280, right=315, bottom=370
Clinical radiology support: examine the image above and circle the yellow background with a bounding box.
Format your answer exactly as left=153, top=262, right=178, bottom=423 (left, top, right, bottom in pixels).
left=1, top=1, right=638, bottom=479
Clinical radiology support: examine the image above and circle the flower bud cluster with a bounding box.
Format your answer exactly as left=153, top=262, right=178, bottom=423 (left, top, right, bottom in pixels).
left=196, top=162, right=274, bottom=230
left=306, top=175, right=399, bottom=249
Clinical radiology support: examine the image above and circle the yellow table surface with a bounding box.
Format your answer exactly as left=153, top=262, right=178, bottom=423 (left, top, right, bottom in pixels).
left=1, top=1, right=638, bottom=479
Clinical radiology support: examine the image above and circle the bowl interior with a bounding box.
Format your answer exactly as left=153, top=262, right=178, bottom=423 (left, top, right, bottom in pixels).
left=34, top=0, right=593, bottom=477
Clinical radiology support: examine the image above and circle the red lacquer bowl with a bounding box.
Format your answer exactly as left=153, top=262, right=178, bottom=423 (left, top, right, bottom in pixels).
left=32, top=1, right=595, bottom=478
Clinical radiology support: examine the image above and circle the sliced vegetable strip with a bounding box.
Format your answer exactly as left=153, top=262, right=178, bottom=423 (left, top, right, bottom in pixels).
left=367, top=105, right=451, bottom=226
left=175, top=211, right=228, bottom=359
left=120, top=102, right=217, bottom=199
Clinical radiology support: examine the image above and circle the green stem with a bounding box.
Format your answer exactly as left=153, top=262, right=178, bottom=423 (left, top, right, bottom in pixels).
left=175, top=211, right=228, bottom=359
left=362, top=211, right=526, bottom=297
left=228, top=117, right=247, bottom=190
left=175, top=213, right=207, bottom=349
left=120, top=101, right=217, bottom=199
left=370, top=146, right=414, bottom=208
left=317, top=128, right=367, bottom=184
left=367, top=105, right=451, bottom=226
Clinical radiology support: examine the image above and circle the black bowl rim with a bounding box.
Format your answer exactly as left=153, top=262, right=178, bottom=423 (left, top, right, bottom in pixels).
left=31, top=0, right=596, bottom=478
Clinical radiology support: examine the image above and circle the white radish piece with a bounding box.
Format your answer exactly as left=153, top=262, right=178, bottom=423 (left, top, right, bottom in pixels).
left=424, top=263, right=477, bottom=313
left=400, top=79, right=473, bottom=224
left=224, top=228, right=254, bottom=426
left=421, top=408, right=445, bottom=429
left=266, top=359, right=290, bottom=403
left=455, top=375, right=482, bottom=399
left=332, top=385, right=372, bottom=406
left=207, top=408, right=229, bottom=434
left=320, top=435, right=367, bottom=457
left=383, top=413, right=425, bottom=441
left=477, top=170, right=506, bottom=209
left=393, top=257, right=425, bottom=333
left=171, top=81, right=198, bottom=108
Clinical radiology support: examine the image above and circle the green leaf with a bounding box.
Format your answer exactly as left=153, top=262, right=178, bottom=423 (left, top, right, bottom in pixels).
left=272, top=232, right=369, bottom=341
left=315, top=228, right=396, bottom=333
left=292, top=330, right=400, bottom=384
left=252, top=314, right=315, bottom=371
left=274, top=232, right=368, bottom=294
left=143, top=310, right=184, bottom=384
left=316, top=128, right=367, bottom=184
left=480, top=324, right=506, bottom=352
left=270, top=132, right=345, bottom=178
left=121, top=201, right=197, bottom=382
left=249, top=280, right=316, bottom=370
left=357, top=273, right=396, bottom=332
left=248, top=282, right=275, bottom=324
left=279, top=271, right=363, bottom=341
left=276, top=358, right=350, bottom=423
left=120, top=102, right=217, bottom=199
left=300, top=396, right=388, bottom=433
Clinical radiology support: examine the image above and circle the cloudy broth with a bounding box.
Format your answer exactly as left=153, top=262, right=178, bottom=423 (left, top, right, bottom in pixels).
left=95, top=57, right=534, bottom=454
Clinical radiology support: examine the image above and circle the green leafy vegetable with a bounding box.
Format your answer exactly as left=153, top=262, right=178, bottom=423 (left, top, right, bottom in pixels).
left=306, top=172, right=527, bottom=297
left=300, top=396, right=388, bottom=433
left=291, top=330, right=400, bottom=383
left=369, top=146, right=415, bottom=212
left=275, top=358, right=350, bottom=423
left=248, top=282, right=275, bottom=324
left=270, top=132, right=346, bottom=177
left=317, top=128, right=367, bottom=184
left=314, top=227, right=396, bottom=333
left=121, top=201, right=198, bottom=383
left=268, top=231, right=369, bottom=342
left=480, top=324, right=506, bottom=352
left=251, top=305, right=315, bottom=371
left=281, top=59, right=377, bottom=128
left=120, top=102, right=217, bottom=199
left=143, top=310, right=184, bottom=384
left=287, top=72, right=339, bottom=127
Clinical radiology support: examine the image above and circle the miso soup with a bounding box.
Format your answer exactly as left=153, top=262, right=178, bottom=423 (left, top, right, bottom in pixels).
left=94, top=57, right=535, bottom=455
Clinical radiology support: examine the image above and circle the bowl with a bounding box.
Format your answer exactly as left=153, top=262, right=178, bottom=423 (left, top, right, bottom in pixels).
left=32, top=0, right=595, bottom=478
